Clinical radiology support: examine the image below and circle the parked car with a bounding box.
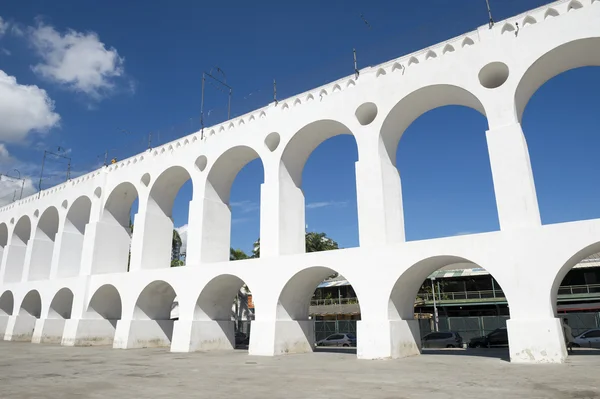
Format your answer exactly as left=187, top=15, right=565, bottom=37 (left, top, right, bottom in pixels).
left=315, top=333, right=357, bottom=347
left=421, top=331, right=463, bottom=348
left=572, top=328, right=600, bottom=348
left=468, top=327, right=508, bottom=348
left=235, top=332, right=249, bottom=346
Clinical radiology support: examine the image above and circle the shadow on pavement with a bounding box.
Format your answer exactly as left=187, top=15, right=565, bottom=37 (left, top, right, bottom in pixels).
left=314, top=346, right=357, bottom=355
left=422, top=348, right=510, bottom=362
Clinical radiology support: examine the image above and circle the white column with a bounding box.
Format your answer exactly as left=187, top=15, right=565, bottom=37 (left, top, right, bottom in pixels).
left=128, top=202, right=173, bottom=272
left=355, top=137, right=405, bottom=247
left=486, top=122, right=541, bottom=230
left=259, top=165, right=305, bottom=258
left=357, top=319, right=421, bottom=359
left=49, top=218, right=66, bottom=279
left=178, top=198, right=203, bottom=266
left=171, top=320, right=235, bottom=352
left=248, top=320, right=314, bottom=356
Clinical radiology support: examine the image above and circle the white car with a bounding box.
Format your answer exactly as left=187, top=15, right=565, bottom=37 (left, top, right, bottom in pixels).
left=573, top=329, right=600, bottom=348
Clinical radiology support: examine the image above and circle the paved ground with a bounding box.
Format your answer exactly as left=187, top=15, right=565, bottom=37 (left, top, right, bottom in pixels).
left=1, top=343, right=599, bottom=399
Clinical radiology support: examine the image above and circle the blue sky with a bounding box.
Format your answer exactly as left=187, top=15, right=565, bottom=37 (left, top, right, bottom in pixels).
left=0, top=0, right=599, bottom=255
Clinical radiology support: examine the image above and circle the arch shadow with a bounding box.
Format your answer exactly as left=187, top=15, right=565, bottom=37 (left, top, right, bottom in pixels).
left=29, top=206, right=59, bottom=281
left=138, top=166, right=192, bottom=270
left=19, top=290, right=42, bottom=318
left=4, top=216, right=31, bottom=283
left=192, top=274, right=254, bottom=350
left=132, top=280, right=177, bottom=345
left=202, top=146, right=264, bottom=262
left=93, top=182, right=139, bottom=274
left=58, top=196, right=92, bottom=278
left=0, top=291, right=14, bottom=316
left=48, top=288, right=74, bottom=319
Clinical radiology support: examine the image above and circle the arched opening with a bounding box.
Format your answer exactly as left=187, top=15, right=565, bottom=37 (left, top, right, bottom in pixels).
left=74, top=284, right=123, bottom=346
left=0, top=291, right=14, bottom=316
left=4, top=216, right=31, bottom=283
left=517, top=39, right=600, bottom=224
left=280, top=120, right=359, bottom=253
left=132, top=280, right=177, bottom=347
left=19, top=290, right=42, bottom=318
left=0, top=290, right=13, bottom=337
left=57, top=196, right=91, bottom=278
left=390, top=256, right=510, bottom=359
left=192, top=274, right=254, bottom=350
left=203, top=146, right=264, bottom=262
left=276, top=266, right=361, bottom=355
left=93, top=182, right=139, bottom=274
left=137, top=166, right=192, bottom=270
left=551, top=244, right=600, bottom=354
left=28, top=207, right=59, bottom=281
left=0, top=223, right=8, bottom=263
left=48, top=288, right=74, bottom=319
left=380, top=85, right=498, bottom=240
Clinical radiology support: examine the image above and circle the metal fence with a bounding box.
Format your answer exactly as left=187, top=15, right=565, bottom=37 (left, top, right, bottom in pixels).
left=310, top=312, right=600, bottom=343
left=315, top=320, right=358, bottom=342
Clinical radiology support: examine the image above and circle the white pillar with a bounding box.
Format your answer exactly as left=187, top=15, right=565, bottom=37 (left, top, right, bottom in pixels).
left=181, top=198, right=203, bottom=266
left=486, top=123, right=541, bottom=230
left=357, top=319, right=421, bottom=359
left=128, top=202, right=174, bottom=272
left=0, top=243, right=26, bottom=283
left=507, top=318, right=567, bottom=363
left=355, top=139, right=405, bottom=247
left=197, top=196, right=232, bottom=263
left=86, top=219, right=133, bottom=274
left=248, top=320, right=314, bottom=356
left=49, top=218, right=66, bottom=279
left=113, top=319, right=174, bottom=349
left=259, top=169, right=305, bottom=258
left=171, top=320, right=235, bottom=352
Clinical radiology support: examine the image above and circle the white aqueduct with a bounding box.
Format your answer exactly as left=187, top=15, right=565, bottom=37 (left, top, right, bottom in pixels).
left=1, top=0, right=599, bottom=364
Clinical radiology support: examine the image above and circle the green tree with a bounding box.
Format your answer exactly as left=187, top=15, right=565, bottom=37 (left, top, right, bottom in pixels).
left=171, top=229, right=184, bottom=267
left=251, top=232, right=339, bottom=258
left=230, top=247, right=249, bottom=261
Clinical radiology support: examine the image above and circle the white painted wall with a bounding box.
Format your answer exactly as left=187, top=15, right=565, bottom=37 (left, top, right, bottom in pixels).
left=0, top=0, right=599, bottom=363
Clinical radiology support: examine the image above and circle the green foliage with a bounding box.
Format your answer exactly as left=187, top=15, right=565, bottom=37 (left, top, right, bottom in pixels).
left=250, top=232, right=339, bottom=259
left=230, top=247, right=249, bottom=261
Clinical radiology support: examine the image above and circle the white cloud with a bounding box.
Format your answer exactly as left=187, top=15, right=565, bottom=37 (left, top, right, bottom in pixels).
left=29, top=22, right=125, bottom=98
left=0, top=70, right=60, bottom=142
left=0, top=16, right=8, bottom=37
left=175, top=224, right=188, bottom=254
left=230, top=200, right=259, bottom=213
left=0, top=145, right=37, bottom=206
left=1, top=48, right=11, bottom=56
left=306, top=200, right=348, bottom=209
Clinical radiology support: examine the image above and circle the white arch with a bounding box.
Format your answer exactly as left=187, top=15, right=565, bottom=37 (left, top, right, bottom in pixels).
left=19, top=290, right=42, bottom=318
left=0, top=290, right=14, bottom=316
left=4, top=215, right=31, bottom=283
left=379, top=84, right=487, bottom=165
left=86, top=284, right=122, bottom=320
left=195, top=274, right=250, bottom=321
left=57, top=196, right=92, bottom=278
left=92, top=182, right=139, bottom=274
left=29, top=206, right=59, bottom=281
left=48, top=288, right=74, bottom=319
left=276, top=266, right=361, bottom=320
left=515, top=38, right=600, bottom=122
left=201, top=145, right=264, bottom=262
left=135, top=166, right=192, bottom=271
